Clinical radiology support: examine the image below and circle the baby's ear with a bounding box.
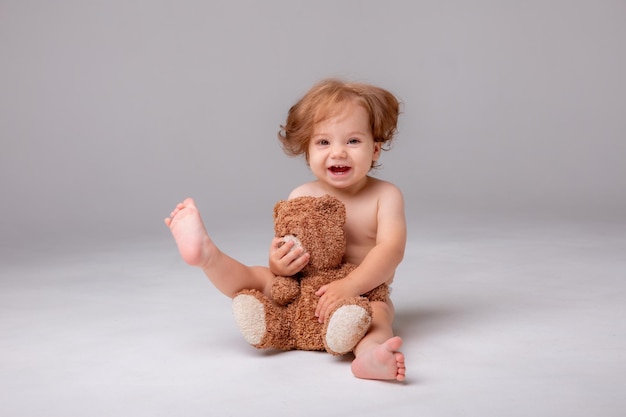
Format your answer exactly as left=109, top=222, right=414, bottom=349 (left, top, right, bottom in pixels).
left=372, top=142, right=382, bottom=160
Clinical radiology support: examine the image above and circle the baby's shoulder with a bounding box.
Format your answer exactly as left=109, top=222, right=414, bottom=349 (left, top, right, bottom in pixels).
left=367, top=177, right=403, bottom=198
left=288, top=181, right=324, bottom=199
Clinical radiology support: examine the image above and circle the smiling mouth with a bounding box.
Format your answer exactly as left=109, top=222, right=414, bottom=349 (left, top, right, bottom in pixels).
left=329, top=165, right=351, bottom=174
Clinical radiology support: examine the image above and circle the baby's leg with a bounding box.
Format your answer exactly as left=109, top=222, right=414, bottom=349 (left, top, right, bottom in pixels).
left=351, top=300, right=406, bottom=381
left=165, top=198, right=274, bottom=298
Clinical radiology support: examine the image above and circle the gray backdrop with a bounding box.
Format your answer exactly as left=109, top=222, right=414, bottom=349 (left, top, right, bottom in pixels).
left=1, top=0, right=625, bottom=249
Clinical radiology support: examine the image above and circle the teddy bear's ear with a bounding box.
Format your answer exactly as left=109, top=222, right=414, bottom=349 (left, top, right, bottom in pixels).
left=273, top=200, right=287, bottom=220
left=273, top=200, right=287, bottom=235
left=316, top=195, right=346, bottom=223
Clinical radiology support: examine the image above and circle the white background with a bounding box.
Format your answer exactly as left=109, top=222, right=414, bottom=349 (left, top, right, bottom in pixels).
left=1, top=1, right=625, bottom=416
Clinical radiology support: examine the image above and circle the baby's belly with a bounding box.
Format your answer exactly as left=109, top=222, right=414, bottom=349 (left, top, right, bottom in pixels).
left=343, top=249, right=368, bottom=266
left=345, top=239, right=375, bottom=261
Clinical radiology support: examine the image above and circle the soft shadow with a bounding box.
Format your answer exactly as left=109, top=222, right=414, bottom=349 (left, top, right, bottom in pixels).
left=394, top=303, right=487, bottom=341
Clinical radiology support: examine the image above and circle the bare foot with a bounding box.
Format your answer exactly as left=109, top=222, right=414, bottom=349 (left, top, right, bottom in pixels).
left=351, top=336, right=406, bottom=381
left=164, top=198, right=216, bottom=267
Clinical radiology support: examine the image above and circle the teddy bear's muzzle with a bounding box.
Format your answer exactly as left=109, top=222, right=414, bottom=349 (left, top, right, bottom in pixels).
left=280, top=234, right=305, bottom=254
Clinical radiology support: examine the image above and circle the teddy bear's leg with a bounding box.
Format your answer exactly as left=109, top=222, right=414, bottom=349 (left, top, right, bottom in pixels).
left=232, top=289, right=293, bottom=350
left=232, top=290, right=268, bottom=346
left=323, top=297, right=373, bottom=356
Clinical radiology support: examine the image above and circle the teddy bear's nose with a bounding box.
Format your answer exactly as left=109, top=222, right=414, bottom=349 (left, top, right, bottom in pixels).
left=281, top=234, right=304, bottom=254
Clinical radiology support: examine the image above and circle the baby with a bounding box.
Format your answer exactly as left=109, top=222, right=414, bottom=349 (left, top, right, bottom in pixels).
left=165, top=79, right=406, bottom=381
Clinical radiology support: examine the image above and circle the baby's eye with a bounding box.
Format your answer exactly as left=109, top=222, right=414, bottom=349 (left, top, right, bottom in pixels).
left=317, top=139, right=330, bottom=146
left=348, top=138, right=361, bottom=144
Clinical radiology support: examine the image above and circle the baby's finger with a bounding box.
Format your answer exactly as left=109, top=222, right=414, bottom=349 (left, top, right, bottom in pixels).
left=315, top=302, right=324, bottom=323
left=315, top=294, right=329, bottom=322
left=292, top=252, right=309, bottom=268
left=270, top=237, right=284, bottom=250
left=276, top=239, right=294, bottom=255
left=284, top=247, right=306, bottom=264
left=315, top=284, right=328, bottom=297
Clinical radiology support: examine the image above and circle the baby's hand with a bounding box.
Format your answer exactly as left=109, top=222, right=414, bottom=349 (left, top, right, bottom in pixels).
left=315, top=279, right=358, bottom=323
left=269, top=237, right=310, bottom=276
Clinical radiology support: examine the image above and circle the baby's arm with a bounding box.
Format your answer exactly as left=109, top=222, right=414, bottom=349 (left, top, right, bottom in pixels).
left=315, top=185, right=406, bottom=322
left=346, top=185, right=406, bottom=294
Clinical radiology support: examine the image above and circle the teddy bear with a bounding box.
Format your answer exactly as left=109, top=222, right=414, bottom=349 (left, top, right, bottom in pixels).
left=231, top=194, right=388, bottom=356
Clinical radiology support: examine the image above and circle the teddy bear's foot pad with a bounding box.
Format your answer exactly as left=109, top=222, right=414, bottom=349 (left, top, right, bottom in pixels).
left=232, top=294, right=266, bottom=345
left=325, top=305, right=372, bottom=355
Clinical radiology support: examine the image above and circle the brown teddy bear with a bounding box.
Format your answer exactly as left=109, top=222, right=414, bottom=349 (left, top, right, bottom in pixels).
left=231, top=195, right=388, bottom=355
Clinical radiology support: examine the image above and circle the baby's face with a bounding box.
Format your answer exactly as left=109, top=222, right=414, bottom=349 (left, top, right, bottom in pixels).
left=306, top=102, right=381, bottom=191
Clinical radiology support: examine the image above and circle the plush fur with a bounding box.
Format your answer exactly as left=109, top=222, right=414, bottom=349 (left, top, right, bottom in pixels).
left=232, top=195, right=388, bottom=356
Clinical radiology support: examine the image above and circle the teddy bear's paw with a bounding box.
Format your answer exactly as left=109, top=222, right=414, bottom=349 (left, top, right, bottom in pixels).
left=271, top=275, right=300, bottom=306
left=325, top=304, right=372, bottom=355
left=232, top=293, right=267, bottom=346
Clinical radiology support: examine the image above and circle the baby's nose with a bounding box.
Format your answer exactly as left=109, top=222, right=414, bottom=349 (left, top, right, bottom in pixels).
left=330, top=144, right=347, bottom=158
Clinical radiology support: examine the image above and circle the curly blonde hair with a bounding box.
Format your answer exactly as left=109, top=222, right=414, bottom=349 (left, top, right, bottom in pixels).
left=278, top=79, right=400, bottom=164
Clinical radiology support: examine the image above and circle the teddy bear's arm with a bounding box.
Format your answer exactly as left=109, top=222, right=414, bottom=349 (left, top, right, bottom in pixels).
left=271, top=275, right=301, bottom=306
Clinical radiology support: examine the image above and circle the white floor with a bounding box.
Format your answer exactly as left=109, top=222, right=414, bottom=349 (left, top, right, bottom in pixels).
left=1, top=216, right=625, bottom=417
